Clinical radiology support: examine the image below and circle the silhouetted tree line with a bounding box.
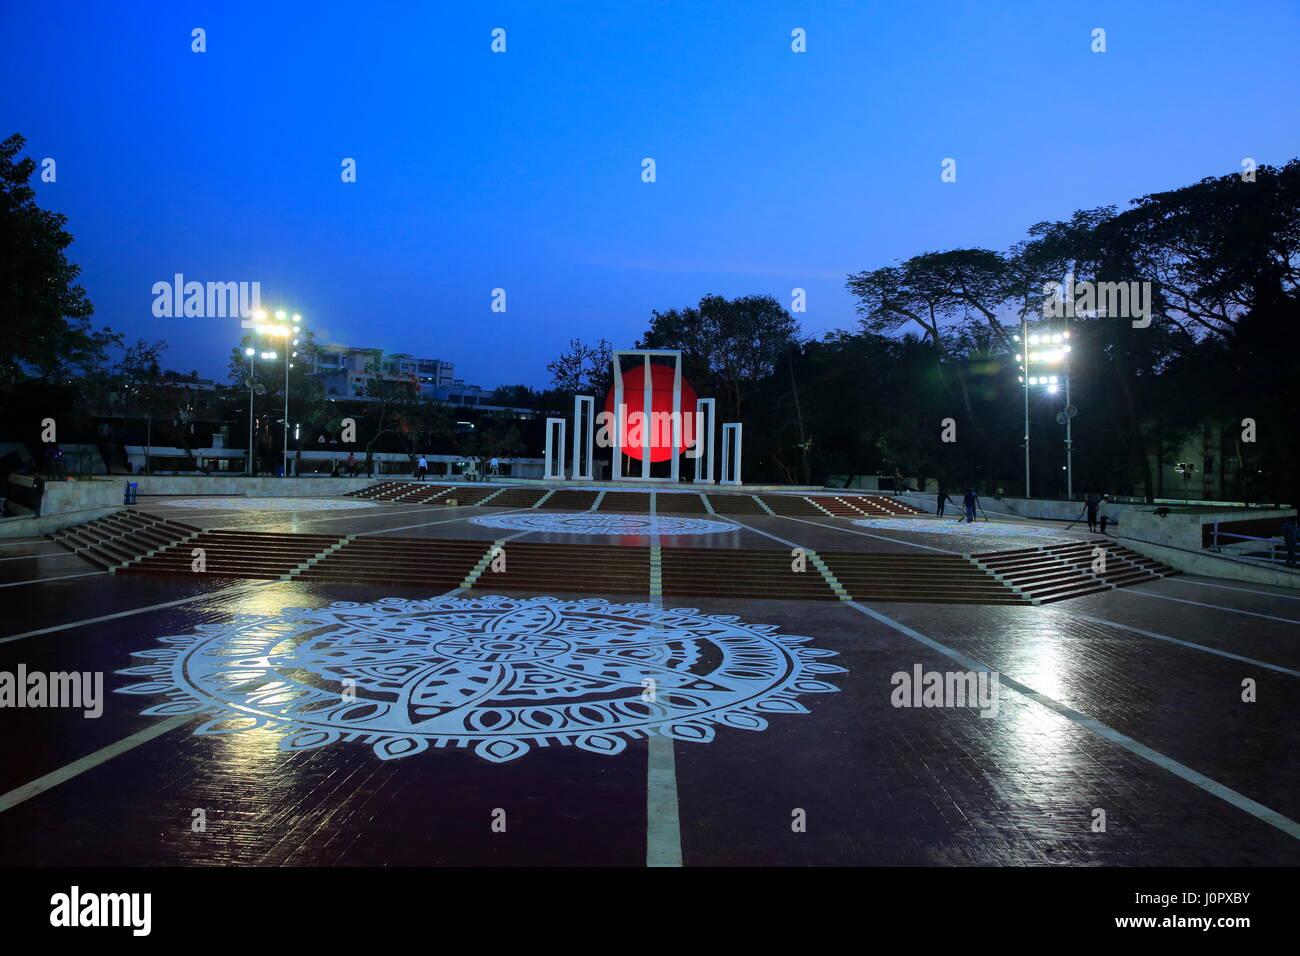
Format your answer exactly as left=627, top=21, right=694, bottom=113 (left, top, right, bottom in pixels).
left=554, top=161, right=1298, bottom=503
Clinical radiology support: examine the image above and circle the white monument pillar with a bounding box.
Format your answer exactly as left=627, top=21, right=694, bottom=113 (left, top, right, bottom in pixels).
left=572, top=395, right=594, bottom=481
left=720, top=422, right=743, bottom=485
left=544, top=417, right=566, bottom=480
left=693, top=398, right=716, bottom=483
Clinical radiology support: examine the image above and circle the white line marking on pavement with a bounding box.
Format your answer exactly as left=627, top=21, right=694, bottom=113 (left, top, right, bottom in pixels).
left=1061, top=611, right=1300, bottom=677
left=644, top=492, right=682, bottom=867
left=0, top=716, right=192, bottom=813
left=846, top=600, right=1300, bottom=841
left=0, top=570, right=105, bottom=588
left=1163, top=576, right=1300, bottom=602
left=0, top=581, right=270, bottom=645
left=1118, top=588, right=1300, bottom=625
left=0, top=551, right=79, bottom=561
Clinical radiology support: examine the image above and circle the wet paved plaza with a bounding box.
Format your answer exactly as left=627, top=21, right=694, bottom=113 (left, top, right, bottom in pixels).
left=1, top=494, right=1297, bottom=867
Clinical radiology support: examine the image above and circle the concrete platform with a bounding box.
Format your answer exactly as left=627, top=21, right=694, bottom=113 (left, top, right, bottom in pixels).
left=1, top=486, right=1296, bottom=867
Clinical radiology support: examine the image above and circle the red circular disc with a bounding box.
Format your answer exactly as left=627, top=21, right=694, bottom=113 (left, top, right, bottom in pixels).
left=604, top=364, right=698, bottom=462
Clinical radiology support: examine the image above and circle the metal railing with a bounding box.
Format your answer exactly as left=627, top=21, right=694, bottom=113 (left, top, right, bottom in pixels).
left=1209, top=522, right=1296, bottom=565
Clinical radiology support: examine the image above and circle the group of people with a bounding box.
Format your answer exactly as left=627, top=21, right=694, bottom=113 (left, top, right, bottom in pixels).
left=1084, top=494, right=1111, bottom=535
left=412, top=456, right=502, bottom=481
left=935, top=487, right=1121, bottom=535
left=936, top=488, right=982, bottom=523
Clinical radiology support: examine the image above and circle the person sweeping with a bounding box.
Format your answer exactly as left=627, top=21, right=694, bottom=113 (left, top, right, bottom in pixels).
left=936, top=489, right=957, bottom=517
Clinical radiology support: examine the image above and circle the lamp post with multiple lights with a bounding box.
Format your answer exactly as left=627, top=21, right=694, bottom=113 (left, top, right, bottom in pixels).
left=251, top=311, right=302, bottom=477
left=1014, top=324, right=1075, bottom=498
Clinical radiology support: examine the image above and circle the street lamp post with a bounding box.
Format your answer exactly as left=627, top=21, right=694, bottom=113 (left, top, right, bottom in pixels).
left=1015, top=324, right=1074, bottom=500
left=245, top=346, right=257, bottom=476
left=257, top=311, right=302, bottom=477
left=1064, top=372, right=1074, bottom=498
left=1021, top=315, right=1030, bottom=497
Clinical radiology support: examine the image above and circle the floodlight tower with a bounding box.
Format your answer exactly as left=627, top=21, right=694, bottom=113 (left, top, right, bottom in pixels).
left=1014, top=325, right=1074, bottom=498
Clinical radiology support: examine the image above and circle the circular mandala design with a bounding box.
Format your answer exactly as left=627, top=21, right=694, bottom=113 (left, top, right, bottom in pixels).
left=162, top=496, right=376, bottom=511
left=852, top=517, right=1063, bottom=537
left=470, top=512, right=738, bottom=536
left=116, top=595, right=842, bottom=763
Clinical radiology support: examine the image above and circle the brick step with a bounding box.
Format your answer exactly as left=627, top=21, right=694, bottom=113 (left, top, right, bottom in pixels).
left=760, top=497, right=828, bottom=516
left=656, top=495, right=709, bottom=513
left=485, top=489, right=548, bottom=508
left=536, top=492, right=600, bottom=509
left=597, top=493, right=651, bottom=513
left=705, top=495, right=767, bottom=514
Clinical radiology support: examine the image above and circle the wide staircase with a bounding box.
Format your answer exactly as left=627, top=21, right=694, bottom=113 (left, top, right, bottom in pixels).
left=660, top=546, right=838, bottom=601
left=809, top=494, right=924, bottom=517
left=49, top=511, right=202, bottom=570
left=597, top=492, right=651, bottom=513
left=466, top=541, right=650, bottom=594
left=820, top=553, right=1026, bottom=604
left=971, top=539, right=1180, bottom=603
left=83, top=525, right=1031, bottom=605
left=349, top=480, right=415, bottom=500
left=537, top=490, right=599, bottom=510
left=297, top=538, right=495, bottom=589
left=705, top=493, right=768, bottom=515
left=119, top=529, right=347, bottom=580
left=761, top=495, right=831, bottom=517
left=342, top=481, right=925, bottom=521
left=485, top=487, right=549, bottom=508
left=657, top=493, right=710, bottom=513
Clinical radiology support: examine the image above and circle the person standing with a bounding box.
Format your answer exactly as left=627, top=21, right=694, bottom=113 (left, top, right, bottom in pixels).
left=416, top=455, right=428, bottom=481
left=962, top=488, right=979, bottom=523
left=1283, top=514, right=1298, bottom=567
left=936, top=489, right=956, bottom=517
left=490, top=456, right=500, bottom=477
left=1085, top=494, right=1100, bottom=533
left=345, top=451, right=357, bottom=477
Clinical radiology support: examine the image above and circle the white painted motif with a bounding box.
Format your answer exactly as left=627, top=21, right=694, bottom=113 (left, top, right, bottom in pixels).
left=117, top=595, right=843, bottom=763
left=852, top=517, right=1063, bottom=537
left=470, top=512, right=738, bottom=536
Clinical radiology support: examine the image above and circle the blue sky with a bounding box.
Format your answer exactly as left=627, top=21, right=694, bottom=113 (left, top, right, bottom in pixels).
left=3, top=0, right=1298, bottom=388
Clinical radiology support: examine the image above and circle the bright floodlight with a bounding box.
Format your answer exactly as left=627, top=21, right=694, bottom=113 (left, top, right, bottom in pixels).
left=245, top=347, right=255, bottom=356
left=262, top=351, right=276, bottom=359
left=254, top=309, right=267, bottom=320
left=1015, top=353, right=1022, bottom=361
left=292, top=314, right=301, bottom=322
left=1048, top=384, right=1059, bottom=393
left=1052, top=334, right=1062, bottom=344
left=276, top=310, right=287, bottom=320
left=1029, top=335, right=1039, bottom=345
left=1063, top=331, right=1070, bottom=339
left=1049, top=375, right=1058, bottom=383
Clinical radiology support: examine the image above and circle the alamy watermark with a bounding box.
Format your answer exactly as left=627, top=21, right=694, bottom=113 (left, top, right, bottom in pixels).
left=1042, top=274, right=1153, bottom=328
left=151, top=274, right=261, bottom=318
left=0, top=665, right=103, bottom=717
left=891, top=664, right=1000, bottom=718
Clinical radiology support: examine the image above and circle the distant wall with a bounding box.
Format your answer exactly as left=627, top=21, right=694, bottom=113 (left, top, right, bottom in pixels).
left=0, top=475, right=123, bottom=538
left=128, top=476, right=377, bottom=497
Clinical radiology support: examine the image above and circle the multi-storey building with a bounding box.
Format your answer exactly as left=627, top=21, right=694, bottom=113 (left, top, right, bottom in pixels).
left=308, top=345, right=521, bottom=413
